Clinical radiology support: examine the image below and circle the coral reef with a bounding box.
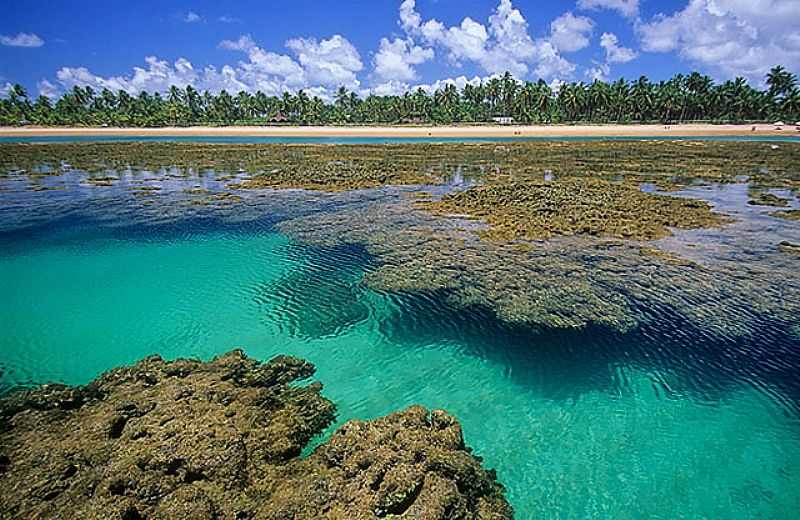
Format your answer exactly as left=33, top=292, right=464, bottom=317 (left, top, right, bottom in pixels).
left=0, top=351, right=510, bottom=520
left=2, top=141, right=799, bottom=191
left=279, top=198, right=800, bottom=336
left=423, top=178, right=727, bottom=241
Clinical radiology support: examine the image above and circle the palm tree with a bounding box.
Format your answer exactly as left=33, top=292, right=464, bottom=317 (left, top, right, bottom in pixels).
left=630, top=77, right=653, bottom=122
left=656, top=81, right=680, bottom=123
left=486, top=77, right=502, bottom=116
left=499, top=72, right=518, bottom=116
left=686, top=72, right=713, bottom=121
left=31, top=95, right=53, bottom=125
left=558, top=82, right=585, bottom=122
left=781, top=87, right=800, bottom=120
left=184, top=85, right=202, bottom=122
left=767, top=65, right=797, bottom=101
left=213, top=90, right=235, bottom=123
left=610, top=79, right=630, bottom=122
left=587, top=80, right=611, bottom=122
left=8, top=84, right=32, bottom=122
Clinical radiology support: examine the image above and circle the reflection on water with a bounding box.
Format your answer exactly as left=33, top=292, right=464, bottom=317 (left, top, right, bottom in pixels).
left=653, top=182, right=800, bottom=263
left=1, top=165, right=799, bottom=517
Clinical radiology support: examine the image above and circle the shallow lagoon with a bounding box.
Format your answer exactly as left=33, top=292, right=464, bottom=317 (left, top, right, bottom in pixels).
left=1, top=146, right=799, bottom=517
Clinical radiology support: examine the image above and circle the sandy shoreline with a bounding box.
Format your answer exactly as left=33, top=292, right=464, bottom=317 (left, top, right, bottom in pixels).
left=0, top=123, right=798, bottom=138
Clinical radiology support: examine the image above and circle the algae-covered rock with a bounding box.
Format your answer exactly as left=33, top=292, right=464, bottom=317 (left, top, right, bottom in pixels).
left=779, top=241, right=800, bottom=255
left=0, top=350, right=511, bottom=520
left=747, top=192, right=790, bottom=207
left=770, top=210, right=800, bottom=221
left=424, top=178, right=729, bottom=241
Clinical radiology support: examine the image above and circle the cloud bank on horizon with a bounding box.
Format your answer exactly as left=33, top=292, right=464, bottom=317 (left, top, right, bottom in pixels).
left=3, top=0, right=800, bottom=100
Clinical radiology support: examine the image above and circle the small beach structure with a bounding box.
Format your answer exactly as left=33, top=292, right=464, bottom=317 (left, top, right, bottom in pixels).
left=269, top=112, right=289, bottom=123
left=774, top=121, right=785, bottom=130
left=492, top=116, right=514, bottom=125
left=401, top=115, right=425, bottom=124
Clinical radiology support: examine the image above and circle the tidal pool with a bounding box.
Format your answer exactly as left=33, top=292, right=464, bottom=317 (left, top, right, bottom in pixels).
left=1, top=155, right=799, bottom=517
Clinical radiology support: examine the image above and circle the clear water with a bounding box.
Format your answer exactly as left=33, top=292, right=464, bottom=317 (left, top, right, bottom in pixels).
left=1, top=175, right=799, bottom=517
left=1, top=134, right=799, bottom=144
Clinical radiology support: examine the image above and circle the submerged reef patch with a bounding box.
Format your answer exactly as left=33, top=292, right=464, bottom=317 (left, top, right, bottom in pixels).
left=0, top=350, right=511, bottom=519
left=279, top=197, right=800, bottom=336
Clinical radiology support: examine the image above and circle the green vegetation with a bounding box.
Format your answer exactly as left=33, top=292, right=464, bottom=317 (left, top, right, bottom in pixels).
left=1, top=67, right=799, bottom=126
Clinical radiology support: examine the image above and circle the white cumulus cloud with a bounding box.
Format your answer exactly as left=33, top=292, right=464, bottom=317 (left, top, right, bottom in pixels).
left=44, top=34, right=364, bottom=101
left=600, top=32, right=637, bottom=63
left=584, top=32, right=636, bottom=82
left=550, top=12, right=595, bottom=53
left=55, top=56, right=201, bottom=94
left=1, top=32, right=44, bottom=48
left=373, top=37, right=434, bottom=82
left=637, top=0, right=800, bottom=82
left=587, top=63, right=611, bottom=82
left=37, top=79, right=59, bottom=98
left=367, top=79, right=411, bottom=97
left=219, top=35, right=257, bottom=52
left=286, top=35, right=363, bottom=87
left=183, top=12, right=201, bottom=23
left=398, top=0, right=576, bottom=81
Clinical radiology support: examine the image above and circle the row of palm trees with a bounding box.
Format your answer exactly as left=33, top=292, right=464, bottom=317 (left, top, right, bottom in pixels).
left=2, top=67, right=798, bottom=126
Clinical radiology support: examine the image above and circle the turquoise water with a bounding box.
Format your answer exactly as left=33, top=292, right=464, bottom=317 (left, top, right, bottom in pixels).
left=2, top=211, right=799, bottom=517
left=1, top=134, right=800, bottom=144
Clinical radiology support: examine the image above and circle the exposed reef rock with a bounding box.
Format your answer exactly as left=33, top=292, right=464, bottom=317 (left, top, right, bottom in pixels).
left=771, top=209, right=800, bottom=221
left=747, top=192, right=790, bottom=207
left=423, top=178, right=728, bottom=241
left=0, top=351, right=511, bottom=520
left=779, top=241, right=800, bottom=255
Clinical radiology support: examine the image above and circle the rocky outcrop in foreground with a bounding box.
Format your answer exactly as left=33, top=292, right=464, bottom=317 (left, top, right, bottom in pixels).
left=0, top=350, right=511, bottom=519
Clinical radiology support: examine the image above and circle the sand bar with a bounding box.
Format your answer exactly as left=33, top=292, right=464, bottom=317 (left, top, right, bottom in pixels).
left=0, top=123, right=798, bottom=138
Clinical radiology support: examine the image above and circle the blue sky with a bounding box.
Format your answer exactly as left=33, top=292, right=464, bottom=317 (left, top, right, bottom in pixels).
left=1, top=0, right=798, bottom=99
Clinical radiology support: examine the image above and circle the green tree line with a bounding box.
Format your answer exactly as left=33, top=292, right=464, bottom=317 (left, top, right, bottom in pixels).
left=2, top=67, right=798, bottom=126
